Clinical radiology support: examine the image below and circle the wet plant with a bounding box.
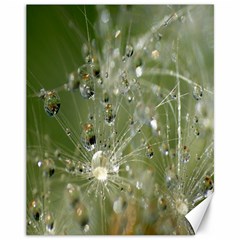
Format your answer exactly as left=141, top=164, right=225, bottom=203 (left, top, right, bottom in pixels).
left=27, top=5, right=214, bottom=235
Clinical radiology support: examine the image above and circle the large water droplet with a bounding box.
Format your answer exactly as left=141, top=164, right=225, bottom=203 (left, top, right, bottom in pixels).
left=193, top=85, right=203, bottom=100
left=43, top=90, right=60, bottom=117
left=91, top=151, right=108, bottom=181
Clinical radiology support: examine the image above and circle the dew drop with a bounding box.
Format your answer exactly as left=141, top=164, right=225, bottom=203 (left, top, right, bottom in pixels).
left=43, top=90, right=61, bottom=117
left=151, top=50, right=160, bottom=59
left=65, top=128, right=71, bottom=136
left=74, top=202, right=89, bottom=231
left=136, top=181, right=143, bottom=190
left=171, top=52, right=177, bottom=62
left=150, top=118, right=158, bottom=131
left=85, top=54, right=94, bottom=64
left=135, top=66, right=143, bottom=77
left=78, top=65, right=95, bottom=99
left=193, top=85, right=203, bottom=100
left=120, top=71, right=130, bottom=93
left=113, top=197, right=127, bottom=214
left=66, top=72, right=80, bottom=91
left=91, top=151, right=108, bottom=181
left=146, top=145, right=154, bottom=159
left=115, top=30, right=121, bottom=38
left=81, top=123, right=96, bottom=151
left=125, top=44, right=134, bottom=57
left=158, top=196, right=167, bottom=211
left=181, top=146, right=190, bottom=163
left=194, top=127, right=200, bottom=136
left=160, top=143, right=169, bottom=156
left=65, top=159, right=75, bottom=173
left=39, top=159, right=55, bottom=177
left=104, top=103, right=116, bottom=126
left=127, top=93, right=134, bottom=103
left=44, top=212, right=54, bottom=233
left=175, top=199, right=188, bottom=215
left=29, top=199, right=42, bottom=221
left=102, top=91, right=109, bottom=103
left=203, top=176, right=214, bottom=196
left=66, top=183, right=80, bottom=208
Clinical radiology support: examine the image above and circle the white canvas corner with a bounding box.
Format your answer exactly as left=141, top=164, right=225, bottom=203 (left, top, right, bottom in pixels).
left=185, top=193, right=213, bottom=234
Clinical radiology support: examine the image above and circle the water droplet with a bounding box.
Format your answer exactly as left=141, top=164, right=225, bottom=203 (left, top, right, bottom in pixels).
left=194, top=127, right=200, bottom=136
left=181, top=146, right=191, bottom=163
left=151, top=50, right=160, bottom=59
left=101, top=9, right=110, bottom=23
left=81, top=123, right=96, bottom=151
left=85, top=54, right=94, bottom=64
left=83, top=224, right=90, bottom=233
left=66, top=72, right=80, bottom=91
left=150, top=118, right=158, bottom=131
left=38, top=159, right=55, bottom=177
left=104, top=104, right=116, bottom=126
left=65, top=128, right=71, bottom=136
left=93, top=65, right=100, bottom=78
left=43, top=90, right=61, bottom=117
left=175, top=199, right=188, bottom=215
left=115, top=30, right=121, bottom=38
left=146, top=145, right=154, bottom=159
left=194, top=116, right=199, bottom=124
left=65, top=159, right=75, bottom=173
left=29, top=199, right=42, bottom=221
left=127, top=93, right=134, bottom=103
left=158, top=196, right=167, bottom=211
left=160, top=143, right=169, bottom=156
left=74, top=202, right=89, bottom=231
left=136, top=181, right=143, bottom=190
left=120, top=71, right=130, bottom=93
left=102, top=91, right=109, bottom=103
left=105, top=71, right=109, bottom=78
left=44, top=212, right=54, bottom=232
left=170, top=88, right=177, bottom=99
left=91, top=151, right=108, bottom=181
left=165, top=165, right=177, bottom=188
left=125, top=44, right=134, bottom=57
left=135, top=66, right=143, bottom=77
left=193, top=85, right=203, bottom=100
left=204, top=176, right=214, bottom=196
left=78, top=65, right=95, bottom=99
left=171, top=52, right=177, bottom=62
left=66, top=183, right=80, bottom=208
left=113, top=197, right=127, bottom=214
